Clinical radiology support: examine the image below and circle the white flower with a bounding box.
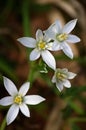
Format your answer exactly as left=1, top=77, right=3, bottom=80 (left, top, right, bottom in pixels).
left=52, top=68, right=76, bottom=92
left=44, top=19, right=80, bottom=59
left=17, top=29, right=56, bottom=70
left=0, top=77, right=45, bottom=125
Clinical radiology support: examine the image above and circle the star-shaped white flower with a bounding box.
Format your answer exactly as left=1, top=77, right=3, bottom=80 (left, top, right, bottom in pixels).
left=52, top=68, right=76, bottom=91
left=44, top=19, right=80, bottom=59
left=0, top=77, right=45, bottom=125
left=17, top=29, right=56, bottom=70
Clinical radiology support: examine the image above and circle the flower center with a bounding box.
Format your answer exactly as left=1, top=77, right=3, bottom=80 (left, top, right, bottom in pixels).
left=37, top=40, right=46, bottom=50
left=14, top=95, right=23, bottom=105
left=56, top=33, right=68, bottom=42
left=56, top=72, right=67, bottom=81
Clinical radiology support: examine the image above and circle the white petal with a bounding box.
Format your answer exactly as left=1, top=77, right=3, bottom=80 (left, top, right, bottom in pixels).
left=67, top=72, right=77, bottom=79
left=47, top=42, right=54, bottom=51
left=24, top=95, right=45, bottom=105
left=67, top=34, right=81, bottom=43
left=55, top=19, right=62, bottom=33
left=19, top=82, right=30, bottom=96
left=52, top=41, right=61, bottom=51
left=36, top=29, right=43, bottom=41
left=56, top=82, right=63, bottom=92
left=44, top=22, right=58, bottom=39
left=6, top=104, right=19, bottom=125
left=17, top=37, right=36, bottom=48
left=63, top=80, right=71, bottom=88
left=30, top=49, right=40, bottom=61
left=0, top=96, right=13, bottom=106
left=62, top=19, right=77, bottom=34
left=44, top=29, right=56, bottom=39
left=19, top=103, right=30, bottom=117
left=41, top=50, right=56, bottom=70
left=51, top=75, right=56, bottom=83
left=3, top=77, right=18, bottom=96
left=62, top=68, right=68, bottom=73
left=43, top=34, right=51, bottom=42
left=62, top=42, right=73, bottom=59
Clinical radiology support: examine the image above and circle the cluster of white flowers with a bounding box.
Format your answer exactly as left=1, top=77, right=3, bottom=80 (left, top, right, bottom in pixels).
left=0, top=19, right=80, bottom=125
left=18, top=19, right=80, bottom=90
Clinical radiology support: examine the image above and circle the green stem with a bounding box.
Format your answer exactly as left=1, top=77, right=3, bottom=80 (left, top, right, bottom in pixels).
left=21, top=0, right=39, bottom=84
left=27, top=61, right=39, bottom=86
left=0, top=117, right=6, bottom=130
left=21, top=0, right=37, bottom=84
left=22, top=0, right=31, bottom=36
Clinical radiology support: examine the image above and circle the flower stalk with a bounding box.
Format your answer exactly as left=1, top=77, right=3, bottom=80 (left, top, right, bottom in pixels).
left=0, top=117, right=6, bottom=130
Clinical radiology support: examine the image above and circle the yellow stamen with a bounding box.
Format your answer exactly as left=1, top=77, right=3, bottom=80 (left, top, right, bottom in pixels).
left=14, top=95, right=23, bottom=105
left=56, top=33, right=68, bottom=42
left=56, top=72, right=67, bottom=81
left=37, top=41, right=46, bottom=50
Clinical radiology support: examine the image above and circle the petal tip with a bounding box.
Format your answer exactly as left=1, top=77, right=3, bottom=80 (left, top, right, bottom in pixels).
left=7, top=121, right=10, bottom=125
left=72, top=19, right=78, bottom=24
left=42, top=97, right=46, bottom=102
left=70, top=56, right=73, bottom=59
left=3, top=76, right=8, bottom=84
left=73, top=73, right=77, bottom=78
left=6, top=118, right=12, bottom=125
left=3, top=76, right=7, bottom=80
left=27, top=113, right=30, bottom=117
left=17, top=38, right=21, bottom=42
left=74, top=18, right=78, bottom=22
left=57, top=87, right=63, bottom=92
left=39, top=96, right=46, bottom=103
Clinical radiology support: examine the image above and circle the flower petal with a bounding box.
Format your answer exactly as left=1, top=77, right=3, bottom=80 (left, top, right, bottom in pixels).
left=67, top=72, right=77, bottom=79
left=24, top=95, right=45, bottom=105
left=62, top=42, right=73, bottom=59
left=3, top=76, right=18, bottom=96
left=62, top=68, right=68, bottom=73
left=44, top=29, right=56, bottom=39
left=19, top=82, right=30, bottom=96
left=47, top=42, right=54, bottom=51
left=56, top=81, right=63, bottom=92
left=43, top=34, right=51, bottom=42
left=52, top=41, right=61, bottom=51
left=62, top=19, right=77, bottom=34
left=19, top=103, right=30, bottom=117
left=44, top=22, right=58, bottom=39
left=63, top=80, right=71, bottom=88
left=67, top=34, right=81, bottom=43
left=17, top=37, right=36, bottom=48
left=55, top=19, right=62, bottom=33
left=30, top=49, right=40, bottom=61
left=6, top=104, right=19, bottom=125
left=0, top=96, right=13, bottom=106
left=36, top=29, right=43, bottom=41
left=41, top=50, right=56, bottom=70
left=52, top=75, right=56, bottom=83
